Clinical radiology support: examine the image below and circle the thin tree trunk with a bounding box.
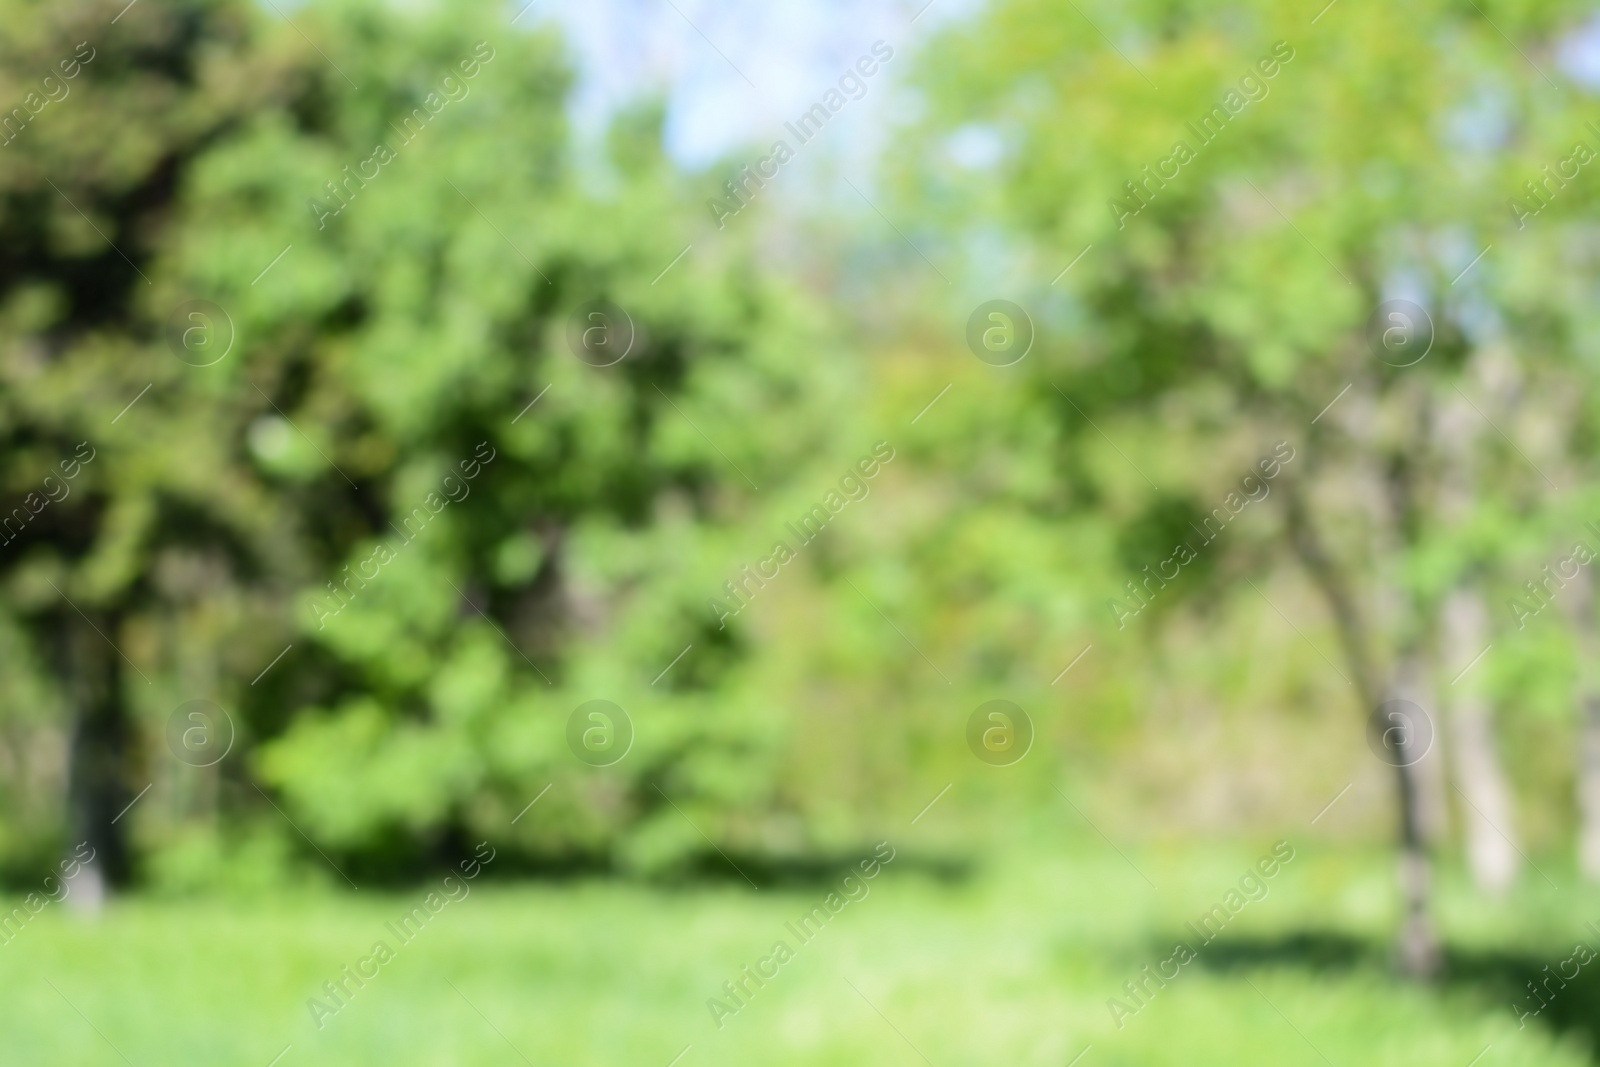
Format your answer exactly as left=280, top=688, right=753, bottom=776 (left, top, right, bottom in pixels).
left=1284, top=478, right=1440, bottom=978
left=1566, top=569, right=1600, bottom=882
left=1441, top=588, right=1518, bottom=894
left=1378, top=393, right=1445, bottom=978
left=1393, top=641, right=1449, bottom=845
left=1392, top=755, right=1438, bottom=976
left=1432, top=385, right=1518, bottom=893
left=1387, top=645, right=1444, bottom=976
left=1580, top=695, right=1600, bottom=881
left=57, top=608, right=133, bottom=909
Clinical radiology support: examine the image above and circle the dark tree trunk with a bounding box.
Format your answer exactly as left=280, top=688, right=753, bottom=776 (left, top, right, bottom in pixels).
left=1392, top=753, right=1439, bottom=975
left=57, top=608, right=134, bottom=904
left=1388, top=649, right=1442, bottom=977
left=1284, top=478, right=1440, bottom=978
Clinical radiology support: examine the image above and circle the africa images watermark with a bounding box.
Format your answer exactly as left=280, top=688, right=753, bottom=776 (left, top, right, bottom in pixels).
left=705, top=840, right=897, bottom=1030
left=1507, top=521, right=1600, bottom=630
left=1, top=441, right=97, bottom=551
left=1109, top=40, right=1296, bottom=230
left=1515, top=921, right=1600, bottom=1029
left=1507, top=121, right=1600, bottom=230
left=709, top=441, right=895, bottom=629
left=0, top=40, right=96, bottom=148
left=1109, top=441, right=1296, bottom=629
left=707, top=40, right=895, bottom=230
left=0, top=842, right=95, bottom=947
left=309, top=441, right=497, bottom=629
left=308, top=41, right=497, bottom=229
left=1106, top=840, right=1296, bottom=1029
left=305, top=841, right=497, bottom=1030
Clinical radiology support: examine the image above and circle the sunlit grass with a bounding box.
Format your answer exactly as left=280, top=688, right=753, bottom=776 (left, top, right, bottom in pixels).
left=0, top=841, right=1589, bottom=1066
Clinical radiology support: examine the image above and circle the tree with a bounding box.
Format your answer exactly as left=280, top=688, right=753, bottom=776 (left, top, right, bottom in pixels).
left=894, top=0, right=1597, bottom=973
left=0, top=0, right=299, bottom=892
left=0, top=0, right=846, bottom=887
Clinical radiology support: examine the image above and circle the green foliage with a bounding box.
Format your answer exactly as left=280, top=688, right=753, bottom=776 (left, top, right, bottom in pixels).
left=895, top=0, right=1600, bottom=690
left=4, top=0, right=1600, bottom=903
left=0, top=0, right=857, bottom=881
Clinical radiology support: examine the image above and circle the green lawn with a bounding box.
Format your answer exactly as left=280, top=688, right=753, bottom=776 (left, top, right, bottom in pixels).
left=0, top=841, right=1594, bottom=1066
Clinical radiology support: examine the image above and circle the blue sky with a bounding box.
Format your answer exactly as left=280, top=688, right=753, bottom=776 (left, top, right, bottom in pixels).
left=531, top=0, right=972, bottom=167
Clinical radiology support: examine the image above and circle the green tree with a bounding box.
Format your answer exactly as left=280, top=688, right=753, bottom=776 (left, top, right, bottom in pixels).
left=0, top=0, right=848, bottom=888
left=895, top=0, right=1599, bottom=973
left=0, top=0, right=300, bottom=892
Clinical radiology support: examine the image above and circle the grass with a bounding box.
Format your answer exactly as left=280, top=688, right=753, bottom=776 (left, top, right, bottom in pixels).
left=0, top=837, right=1595, bottom=1066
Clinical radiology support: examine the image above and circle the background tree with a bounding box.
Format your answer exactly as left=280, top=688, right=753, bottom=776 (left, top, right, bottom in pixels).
left=892, top=0, right=1599, bottom=974
left=0, top=0, right=859, bottom=887
left=0, top=0, right=300, bottom=893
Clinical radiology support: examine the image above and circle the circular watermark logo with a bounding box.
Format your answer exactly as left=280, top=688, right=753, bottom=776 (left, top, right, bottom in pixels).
left=1366, top=299, right=1433, bottom=368
left=1366, top=699, right=1434, bottom=767
left=165, top=699, right=235, bottom=767
left=965, top=699, right=1034, bottom=766
left=566, top=300, right=635, bottom=367
left=165, top=300, right=235, bottom=367
left=965, top=300, right=1033, bottom=367
left=566, top=699, right=634, bottom=767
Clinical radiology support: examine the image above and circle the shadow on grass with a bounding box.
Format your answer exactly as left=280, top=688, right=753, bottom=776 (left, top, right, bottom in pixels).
left=685, top=848, right=974, bottom=889
left=1170, top=930, right=1600, bottom=1060
left=324, top=842, right=974, bottom=892
left=1444, top=945, right=1600, bottom=1056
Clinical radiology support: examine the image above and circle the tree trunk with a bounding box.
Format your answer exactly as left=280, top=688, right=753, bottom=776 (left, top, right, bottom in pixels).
left=1386, top=647, right=1443, bottom=977
left=1392, top=758, right=1439, bottom=977
left=1568, top=570, right=1600, bottom=882
left=1580, top=695, right=1600, bottom=882
left=56, top=608, right=134, bottom=909
left=1393, top=644, right=1449, bottom=845
left=1432, top=384, right=1518, bottom=894
left=1440, top=588, right=1518, bottom=894
left=1284, top=478, right=1440, bottom=978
